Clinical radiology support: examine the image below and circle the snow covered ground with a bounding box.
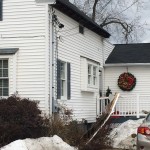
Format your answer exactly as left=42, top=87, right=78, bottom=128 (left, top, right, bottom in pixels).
left=1, top=135, right=77, bottom=150
left=109, top=118, right=144, bottom=150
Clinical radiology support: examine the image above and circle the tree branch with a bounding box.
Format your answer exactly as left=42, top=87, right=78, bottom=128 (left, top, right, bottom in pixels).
left=92, top=0, right=99, bottom=21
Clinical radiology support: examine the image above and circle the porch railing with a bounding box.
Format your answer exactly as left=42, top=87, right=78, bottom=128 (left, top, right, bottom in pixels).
left=97, top=94, right=150, bottom=118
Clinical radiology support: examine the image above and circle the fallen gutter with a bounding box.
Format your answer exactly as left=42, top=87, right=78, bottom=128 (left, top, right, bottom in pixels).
left=86, top=93, right=120, bottom=145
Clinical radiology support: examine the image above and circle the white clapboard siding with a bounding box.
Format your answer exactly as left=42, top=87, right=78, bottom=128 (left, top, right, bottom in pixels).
left=105, top=66, right=150, bottom=95
left=105, top=66, right=150, bottom=116
left=55, top=9, right=104, bottom=122
left=103, top=40, right=114, bottom=62
left=0, top=0, right=48, bottom=113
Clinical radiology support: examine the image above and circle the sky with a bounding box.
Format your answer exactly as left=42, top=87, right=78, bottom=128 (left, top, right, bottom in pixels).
left=69, top=0, right=150, bottom=43
left=140, top=0, right=150, bottom=43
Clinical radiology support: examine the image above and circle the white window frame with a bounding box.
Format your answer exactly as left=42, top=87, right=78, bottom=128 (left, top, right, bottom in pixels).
left=60, top=61, right=67, bottom=100
left=87, top=62, right=98, bottom=88
left=0, top=59, right=9, bottom=97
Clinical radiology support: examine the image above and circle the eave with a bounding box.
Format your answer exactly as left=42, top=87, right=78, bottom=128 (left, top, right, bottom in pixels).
left=52, top=0, right=110, bottom=38
left=104, top=63, right=150, bottom=67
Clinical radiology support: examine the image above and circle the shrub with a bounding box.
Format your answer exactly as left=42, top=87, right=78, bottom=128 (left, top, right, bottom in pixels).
left=0, top=96, right=88, bottom=148
left=0, top=96, right=49, bottom=147
left=47, top=114, right=86, bottom=147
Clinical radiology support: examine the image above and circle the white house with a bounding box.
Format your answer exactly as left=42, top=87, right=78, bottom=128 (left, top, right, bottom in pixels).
left=104, top=43, right=150, bottom=118
left=0, top=0, right=114, bottom=123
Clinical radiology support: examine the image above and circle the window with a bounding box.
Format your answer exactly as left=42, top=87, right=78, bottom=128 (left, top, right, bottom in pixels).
left=93, top=66, right=97, bottom=86
left=57, top=59, right=71, bottom=100
left=81, top=57, right=99, bottom=92
left=60, top=61, right=66, bottom=97
left=87, top=64, right=97, bottom=87
left=88, top=64, right=92, bottom=84
left=0, top=60, right=9, bottom=96
left=0, top=0, right=3, bottom=21
left=79, top=25, right=84, bottom=34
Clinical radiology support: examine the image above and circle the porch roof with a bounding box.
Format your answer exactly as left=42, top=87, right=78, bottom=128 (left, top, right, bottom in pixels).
left=53, top=0, right=110, bottom=38
left=105, top=43, right=150, bottom=64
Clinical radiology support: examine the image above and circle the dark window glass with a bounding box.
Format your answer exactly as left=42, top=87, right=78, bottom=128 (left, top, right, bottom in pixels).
left=79, top=25, right=84, bottom=34
left=0, top=60, right=9, bottom=96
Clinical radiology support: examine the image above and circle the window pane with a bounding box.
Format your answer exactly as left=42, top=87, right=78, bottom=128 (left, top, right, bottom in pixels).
left=3, top=69, right=8, bottom=77
left=3, top=79, right=8, bottom=87
left=88, top=65, right=92, bottom=74
left=93, top=66, right=96, bottom=76
left=0, top=88, right=2, bottom=96
left=61, top=62, right=65, bottom=79
left=93, top=77, right=96, bottom=85
left=0, top=60, right=2, bottom=68
left=3, top=88, right=8, bottom=96
left=3, top=60, right=8, bottom=68
left=88, top=75, right=91, bottom=84
left=0, top=69, right=2, bottom=77
left=0, top=79, right=2, bottom=87
left=61, top=80, right=65, bottom=96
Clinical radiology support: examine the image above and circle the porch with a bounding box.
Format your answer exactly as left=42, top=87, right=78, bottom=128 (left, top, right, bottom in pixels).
left=97, top=94, right=150, bottom=118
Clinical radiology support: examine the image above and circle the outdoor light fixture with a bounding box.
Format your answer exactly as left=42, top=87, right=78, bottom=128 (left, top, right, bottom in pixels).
left=53, top=14, right=64, bottom=29
left=58, top=23, right=64, bottom=29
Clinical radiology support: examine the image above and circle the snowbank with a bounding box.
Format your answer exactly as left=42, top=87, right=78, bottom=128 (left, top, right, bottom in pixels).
left=1, top=135, right=77, bottom=150
left=109, top=119, right=144, bottom=149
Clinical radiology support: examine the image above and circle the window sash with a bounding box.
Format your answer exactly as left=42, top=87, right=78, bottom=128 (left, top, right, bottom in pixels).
left=0, top=59, right=9, bottom=96
left=88, top=63, right=98, bottom=87
left=60, top=61, right=67, bottom=98
left=57, top=59, right=71, bottom=100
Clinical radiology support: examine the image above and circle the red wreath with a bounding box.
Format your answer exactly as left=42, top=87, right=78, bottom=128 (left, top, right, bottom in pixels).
left=118, top=72, right=136, bottom=91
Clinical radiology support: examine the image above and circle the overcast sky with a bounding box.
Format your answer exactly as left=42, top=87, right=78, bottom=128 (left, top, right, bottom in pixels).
left=140, top=0, right=150, bottom=43
left=69, top=0, right=150, bottom=43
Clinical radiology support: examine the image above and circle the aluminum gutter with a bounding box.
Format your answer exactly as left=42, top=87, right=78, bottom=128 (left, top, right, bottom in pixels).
left=104, top=63, right=150, bottom=67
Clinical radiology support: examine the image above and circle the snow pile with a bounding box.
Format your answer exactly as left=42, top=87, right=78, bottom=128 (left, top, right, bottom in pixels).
left=109, top=119, right=144, bottom=149
left=1, top=135, right=77, bottom=150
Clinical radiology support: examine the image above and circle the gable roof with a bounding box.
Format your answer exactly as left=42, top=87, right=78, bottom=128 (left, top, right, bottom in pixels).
left=105, top=43, right=150, bottom=64
left=52, top=0, right=110, bottom=38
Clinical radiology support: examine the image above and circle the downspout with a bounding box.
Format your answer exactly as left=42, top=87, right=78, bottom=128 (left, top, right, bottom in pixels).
left=49, top=6, right=54, bottom=115
left=102, top=38, right=105, bottom=96
left=45, top=4, right=50, bottom=115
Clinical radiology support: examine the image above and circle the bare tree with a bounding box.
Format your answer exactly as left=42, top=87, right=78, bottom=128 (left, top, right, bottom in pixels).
left=73, top=0, right=145, bottom=43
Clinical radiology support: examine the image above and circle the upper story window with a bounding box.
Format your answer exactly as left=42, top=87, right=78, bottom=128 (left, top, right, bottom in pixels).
left=88, top=64, right=98, bottom=87
left=79, top=25, right=84, bottom=34
left=80, top=57, right=99, bottom=92
left=57, top=59, right=71, bottom=100
left=0, top=0, right=3, bottom=21
left=0, top=59, right=9, bottom=96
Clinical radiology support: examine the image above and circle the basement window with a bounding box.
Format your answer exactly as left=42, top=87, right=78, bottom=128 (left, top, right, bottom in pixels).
left=79, top=25, right=84, bottom=34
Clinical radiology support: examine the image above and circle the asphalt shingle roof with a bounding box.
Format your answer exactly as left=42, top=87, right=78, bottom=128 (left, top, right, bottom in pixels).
left=53, top=0, right=110, bottom=38
left=105, top=43, right=150, bottom=64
